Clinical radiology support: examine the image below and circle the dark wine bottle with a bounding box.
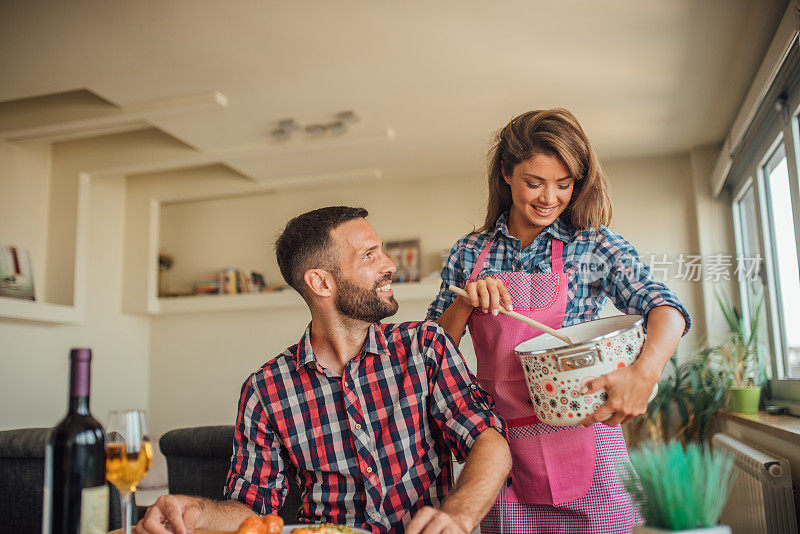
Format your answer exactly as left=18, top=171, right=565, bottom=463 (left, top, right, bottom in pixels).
left=42, top=348, right=108, bottom=534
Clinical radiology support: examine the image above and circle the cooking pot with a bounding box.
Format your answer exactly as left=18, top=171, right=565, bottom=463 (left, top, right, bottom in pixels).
left=514, top=314, right=656, bottom=426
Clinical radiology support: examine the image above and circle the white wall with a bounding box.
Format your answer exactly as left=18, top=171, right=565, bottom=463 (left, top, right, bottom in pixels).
left=158, top=173, right=487, bottom=293
left=605, top=154, right=705, bottom=355
left=0, top=143, right=52, bottom=301
left=0, top=138, right=154, bottom=430
left=690, top=144, right=739, bottom=345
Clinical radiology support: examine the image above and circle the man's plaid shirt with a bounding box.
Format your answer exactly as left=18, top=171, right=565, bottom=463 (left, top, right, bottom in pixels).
left=225, top=320, right=506, bottom=533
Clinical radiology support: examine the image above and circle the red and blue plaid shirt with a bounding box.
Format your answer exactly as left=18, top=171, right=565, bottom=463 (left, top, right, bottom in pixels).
left=225, top=320, right=506, bottom=533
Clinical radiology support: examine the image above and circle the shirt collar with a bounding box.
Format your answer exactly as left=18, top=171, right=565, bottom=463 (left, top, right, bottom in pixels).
left=490, top=212, right=515, bottom=241
left=491, top=212, right=573, bottom=243
left=293, top=322, right=390, bottom=370
left=545, top=216, right=574, bottom=242
left=294, top=323, right=317, bottom=369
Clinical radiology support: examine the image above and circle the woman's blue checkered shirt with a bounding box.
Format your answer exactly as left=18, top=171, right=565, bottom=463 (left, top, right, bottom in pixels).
left=426, top=213, right=691, bottom=333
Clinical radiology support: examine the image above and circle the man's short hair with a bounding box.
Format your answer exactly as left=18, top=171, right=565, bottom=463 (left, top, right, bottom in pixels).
left=275, top=206, right=369, bottom=295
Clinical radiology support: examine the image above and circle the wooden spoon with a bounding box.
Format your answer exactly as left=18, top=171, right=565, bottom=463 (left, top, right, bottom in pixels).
left=448, top=284, right=573, bottom=345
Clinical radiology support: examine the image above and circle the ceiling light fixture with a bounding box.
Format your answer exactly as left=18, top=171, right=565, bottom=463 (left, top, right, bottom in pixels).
left=270, top=128, right=291, bottom=142
left=268, top=112, right=359, bottom=142
left=335, top=110, right=359, bottom=124
left=326, top=121, right=346, bottom=135
left=304, top=124, right=327, bottom=137
left=277, top=118, right=299, bottom=131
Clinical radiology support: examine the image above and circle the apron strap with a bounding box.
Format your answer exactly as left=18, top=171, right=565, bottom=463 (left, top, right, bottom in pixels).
left=467, top=235, right=496, bottom=281
left=469, top=235, right=566, bottom=279
left=551, top=238, right=564, bottom=274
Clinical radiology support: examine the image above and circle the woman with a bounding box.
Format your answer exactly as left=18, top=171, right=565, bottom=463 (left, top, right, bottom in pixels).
left=426, top=109, right=690, bottom=533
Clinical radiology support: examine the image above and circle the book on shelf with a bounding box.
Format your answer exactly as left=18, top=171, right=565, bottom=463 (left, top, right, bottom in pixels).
left=192, top=280, right=220, bottom=295
left=0, top=244, right=36, bottom=301
left=211, top=268, right=266, bottom=295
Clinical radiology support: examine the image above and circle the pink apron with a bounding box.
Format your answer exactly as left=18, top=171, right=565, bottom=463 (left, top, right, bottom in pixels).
left=467, top=236, right=637, bottom=533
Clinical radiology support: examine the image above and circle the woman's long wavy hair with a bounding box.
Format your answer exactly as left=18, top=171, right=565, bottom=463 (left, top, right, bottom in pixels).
left=481, top=108, right=612, bottom=232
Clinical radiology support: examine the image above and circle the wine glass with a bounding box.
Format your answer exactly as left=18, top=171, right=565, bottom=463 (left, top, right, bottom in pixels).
left=106, top=410, right=153, bottom=534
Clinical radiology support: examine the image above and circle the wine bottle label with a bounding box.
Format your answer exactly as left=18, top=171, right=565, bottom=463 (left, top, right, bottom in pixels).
left=79, top=485, right=109, bottom=534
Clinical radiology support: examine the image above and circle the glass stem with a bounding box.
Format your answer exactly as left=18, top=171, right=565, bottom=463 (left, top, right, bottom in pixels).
left=120, top=490, right=134, bottom=534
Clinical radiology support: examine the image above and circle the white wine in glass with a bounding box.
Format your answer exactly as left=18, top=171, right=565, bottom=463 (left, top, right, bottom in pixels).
left=106, top=410, right=153, bottom=534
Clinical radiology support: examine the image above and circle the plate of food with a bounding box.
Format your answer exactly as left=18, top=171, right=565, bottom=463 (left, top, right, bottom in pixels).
left=281, top=525, right=372, bottom=534
left=234, top=515, right=371, bottom=534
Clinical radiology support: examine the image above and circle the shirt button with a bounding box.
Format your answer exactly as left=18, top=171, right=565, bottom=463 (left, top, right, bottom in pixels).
left=370, top=511, right=381, bottom=520
left=470, top=384, right=477, bottom=390
left=366, top=466, right=373, bottom=473
left=355, top=423, right=362, bottom=430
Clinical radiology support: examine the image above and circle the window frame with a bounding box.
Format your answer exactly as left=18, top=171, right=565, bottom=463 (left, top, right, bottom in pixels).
left=726, top=41, right=800, bottom=403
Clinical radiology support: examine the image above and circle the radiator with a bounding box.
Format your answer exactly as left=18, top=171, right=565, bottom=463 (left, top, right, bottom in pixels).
left=712, top=433, right=797, bottom=534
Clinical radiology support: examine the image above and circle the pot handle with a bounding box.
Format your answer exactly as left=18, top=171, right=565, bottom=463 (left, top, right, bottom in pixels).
left=555, top=345, right=602, bottom=372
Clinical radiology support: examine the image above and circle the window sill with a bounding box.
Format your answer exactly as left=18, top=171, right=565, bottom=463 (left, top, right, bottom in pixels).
left=718, top=410, right=800, bottom=446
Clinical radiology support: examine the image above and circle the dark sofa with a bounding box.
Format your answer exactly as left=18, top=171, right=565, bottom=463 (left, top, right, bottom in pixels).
left=0, top=427, right=126, bottom=533
left=159, top=425, right=302, bottom=524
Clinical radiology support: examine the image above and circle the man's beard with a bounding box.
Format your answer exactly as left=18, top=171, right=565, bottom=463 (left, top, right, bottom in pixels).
left=334, top=275, right=399, bottom=323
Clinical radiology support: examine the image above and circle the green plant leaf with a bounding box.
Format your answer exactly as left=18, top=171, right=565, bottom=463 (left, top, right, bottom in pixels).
left=621, top=442, right=735, bottom=529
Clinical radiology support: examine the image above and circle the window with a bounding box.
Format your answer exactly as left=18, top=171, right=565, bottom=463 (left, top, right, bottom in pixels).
left=726, top=40, right=800, bottom=398
left=762, top=143, right=800, bottom=377
left=732, top=179, right=772, bottom=371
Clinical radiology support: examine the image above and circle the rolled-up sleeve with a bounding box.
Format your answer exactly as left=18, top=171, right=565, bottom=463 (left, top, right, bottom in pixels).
left=225, top=374, right=288, bottom=515
left=423, top=322, right=507, bottom=462
left=596, top=229, right=691, bottom=335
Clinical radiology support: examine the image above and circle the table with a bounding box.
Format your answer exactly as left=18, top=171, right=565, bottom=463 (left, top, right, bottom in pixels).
left=110, top=531, right=229, bottom=533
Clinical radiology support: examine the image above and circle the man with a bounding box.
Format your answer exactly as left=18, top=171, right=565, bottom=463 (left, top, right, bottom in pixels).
left=136, top=206, right=511, bottom=534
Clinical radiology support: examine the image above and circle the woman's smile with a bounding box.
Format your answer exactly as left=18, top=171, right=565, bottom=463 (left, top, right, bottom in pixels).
left=531, top=205, right=559, bottom=217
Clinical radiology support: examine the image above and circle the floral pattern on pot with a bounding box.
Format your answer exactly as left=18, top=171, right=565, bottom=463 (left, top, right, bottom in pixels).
left=518, top=319, right=646, bottom=426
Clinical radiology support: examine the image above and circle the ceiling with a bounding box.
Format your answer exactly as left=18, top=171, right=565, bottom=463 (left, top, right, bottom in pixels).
left=0, top=0, right=790, bottom=183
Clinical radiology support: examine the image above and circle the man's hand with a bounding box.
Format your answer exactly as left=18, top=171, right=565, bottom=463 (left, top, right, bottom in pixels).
left=134, top=495, right=202, bottom=534
left=134, top=495, right=256, bottom=534
left=406, top=429, right=510, bottom=534
left=406, top=506, right=470, bottom=534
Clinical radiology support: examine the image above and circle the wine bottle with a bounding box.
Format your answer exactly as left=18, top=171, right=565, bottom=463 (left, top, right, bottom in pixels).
left=42, top=348, right=109, bottom=534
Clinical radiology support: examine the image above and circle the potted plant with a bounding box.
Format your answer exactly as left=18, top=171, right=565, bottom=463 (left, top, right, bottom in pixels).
left=158, top=254, right=174, bottom=297
left=629, top=350, right=727, bottom=447
left=620, top=441, right=735, bottom=533
left=714, top=293, right=766, bottom=414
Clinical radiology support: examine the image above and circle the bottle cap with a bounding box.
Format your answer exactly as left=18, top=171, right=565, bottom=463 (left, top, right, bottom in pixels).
left=69, top=348, right=92, bottom=397
left=70, top=348, right=92, bottom=361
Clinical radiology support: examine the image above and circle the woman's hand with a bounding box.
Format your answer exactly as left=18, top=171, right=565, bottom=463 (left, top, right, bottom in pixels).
left=579, top=306, right=684, bottom=427
left=436, top=278, right=513, bottom=346
left=460, top=277, right=513, bottom=316
left=578, top=363, right=659, bottom=427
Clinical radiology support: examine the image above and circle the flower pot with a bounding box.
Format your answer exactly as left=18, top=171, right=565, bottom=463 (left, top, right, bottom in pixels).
left=633, top=525, right=731, bottom=533
left=728, top=386, right=761, bottom=414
